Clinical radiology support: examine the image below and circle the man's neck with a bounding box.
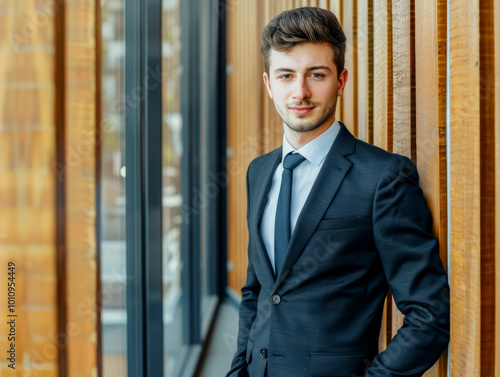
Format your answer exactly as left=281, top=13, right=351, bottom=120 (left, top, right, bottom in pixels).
left=284, top=123, right=333, bottom=150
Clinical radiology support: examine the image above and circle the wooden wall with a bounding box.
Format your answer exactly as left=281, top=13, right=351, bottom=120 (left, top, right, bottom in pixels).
left=65, top=0, right=99, bottom=376
left=0, top=0, right=99, bottom=376
left=0, top=0, right=59, bottom=375
left=226, top=1, right=497, bottom=375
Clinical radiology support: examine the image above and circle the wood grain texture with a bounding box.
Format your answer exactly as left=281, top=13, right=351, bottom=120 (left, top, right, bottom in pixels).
left=391, top=0, right=413, bottom=160
left=65, top=0, right=98, bottom=375
left=329, top=0, right=342, bottom=122
left=356, top=0, right=373, bottom=143
left=342, top=0, right=357, bottom=136
left=318, top=0, right=329, bottom=9
left=415, top=0, right=448, bottom=375
left=449, top=0, right=481, bottom=375
left=0, top=1, right=59, bottom=376
left=226, top=0, right=268, bottom=295
left=373, top=0, right=393, bottom=152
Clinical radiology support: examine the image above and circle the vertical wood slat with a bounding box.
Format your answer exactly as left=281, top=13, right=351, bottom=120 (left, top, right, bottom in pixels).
left=342, top=0, right=357, bottom=136
left=65, top=0, right=98, bottom=375
left=0, top=1, right=59, bottom=375
left=318, top=0, right=329, bottom=9
left=357, top=0, right=373, bottom=143
left=329, top=0, right=343, bottom=122
left=392, top=0, right=414, bottom=160
left=373, top=0, right=393, bottom=352
left=449, top=1, right=481, bottom=376
left=227, top=0, right=269, bottom=295
left=414, top=0, right=448, bottom=375
left=390, top=0, right=414, bottom=360
left=479, top=0, right=495, bottom=375
left=373, top=0, right=393, bottom=152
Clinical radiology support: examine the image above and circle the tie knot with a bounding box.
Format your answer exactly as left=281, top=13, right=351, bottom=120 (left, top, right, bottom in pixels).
left=283, top=153, right=306, bottom=171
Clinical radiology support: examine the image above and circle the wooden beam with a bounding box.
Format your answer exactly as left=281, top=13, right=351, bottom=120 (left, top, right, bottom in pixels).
left=391, top=0, right=412, bottom=345
left=357, top=0, right=373, bottom=143
left=392, top=0, right=414, bottom=160
left=342, top=0, right=358, bottom=136
left=449, top=1, right=481, bottom=375
left=373, top=0, right=393, bottom=152
left=329, top=0, right=343, bottom=122
left=414, top=0, right=448, bottom=375
left=318, top=0, right=329, bottom=9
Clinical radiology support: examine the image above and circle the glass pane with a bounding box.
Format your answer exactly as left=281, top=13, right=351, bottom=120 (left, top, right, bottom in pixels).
left=100, top=0, right=127, bottom=375
left=162, top=0, right=186, bottom=375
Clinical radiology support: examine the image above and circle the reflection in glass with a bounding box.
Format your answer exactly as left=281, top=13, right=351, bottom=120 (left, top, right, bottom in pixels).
left=100, top=0, right=127, bottom=375
left=162, top=0, right=186, bottom=375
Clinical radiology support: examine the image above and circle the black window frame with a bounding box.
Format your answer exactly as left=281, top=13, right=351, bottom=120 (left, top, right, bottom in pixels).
left=123, top=0, right=227, bottom=375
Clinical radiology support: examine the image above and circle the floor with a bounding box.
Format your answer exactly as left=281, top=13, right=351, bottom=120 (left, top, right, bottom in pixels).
left=199, top=300, right=240, bottom=377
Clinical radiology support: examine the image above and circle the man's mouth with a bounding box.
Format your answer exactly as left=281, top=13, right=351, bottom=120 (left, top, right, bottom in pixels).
left=289, top=107, right=315, bottom=115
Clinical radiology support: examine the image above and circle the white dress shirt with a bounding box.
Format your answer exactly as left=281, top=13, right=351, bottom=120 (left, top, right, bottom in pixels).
left=260, top=120, right=341, bottom=274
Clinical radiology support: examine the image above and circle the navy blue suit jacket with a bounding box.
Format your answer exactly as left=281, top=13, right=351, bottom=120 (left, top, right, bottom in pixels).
left=227, top=123, right=450, bottom=377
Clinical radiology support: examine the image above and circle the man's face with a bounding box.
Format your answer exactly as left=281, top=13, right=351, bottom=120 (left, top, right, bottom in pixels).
left=263, top=43, right=347, bottom=135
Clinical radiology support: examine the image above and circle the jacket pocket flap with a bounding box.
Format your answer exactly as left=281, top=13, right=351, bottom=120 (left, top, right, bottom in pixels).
left=316, top=216, right=359, bottom=231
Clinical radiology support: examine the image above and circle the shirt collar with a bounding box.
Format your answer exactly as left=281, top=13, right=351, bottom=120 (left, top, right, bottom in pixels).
left=282, top=119, right=341, bottom=167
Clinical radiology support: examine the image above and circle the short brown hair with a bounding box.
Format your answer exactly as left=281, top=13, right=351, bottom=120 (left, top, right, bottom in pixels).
left=261, top=7, right=346, bottom=76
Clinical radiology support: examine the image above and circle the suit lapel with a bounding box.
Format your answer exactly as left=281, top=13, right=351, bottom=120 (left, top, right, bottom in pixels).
left=248, top=147, right=282, bottom=284
left=274, top=123, right=356, bottom=289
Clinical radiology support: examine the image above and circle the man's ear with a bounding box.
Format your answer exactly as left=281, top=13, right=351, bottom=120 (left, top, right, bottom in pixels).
left=263, top=72, right=273, bottom=99
left=337, top=68, right=348, bottom=97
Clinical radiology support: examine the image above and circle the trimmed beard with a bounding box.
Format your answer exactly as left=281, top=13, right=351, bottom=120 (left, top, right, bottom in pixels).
left=273, top=98, right=337, bottom=133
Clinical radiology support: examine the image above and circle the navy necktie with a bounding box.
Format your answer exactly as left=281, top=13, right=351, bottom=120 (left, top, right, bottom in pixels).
left=274, top=152, right=306, bottom=277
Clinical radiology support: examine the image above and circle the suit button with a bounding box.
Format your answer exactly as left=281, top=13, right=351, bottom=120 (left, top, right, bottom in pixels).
left=260, top=348, right=267, bottom=359
left=271, top=293, right=281, bottom=305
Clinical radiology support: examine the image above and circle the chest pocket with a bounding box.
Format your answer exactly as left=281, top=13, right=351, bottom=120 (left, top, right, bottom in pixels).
left=316, top=216, right=359, bottom=231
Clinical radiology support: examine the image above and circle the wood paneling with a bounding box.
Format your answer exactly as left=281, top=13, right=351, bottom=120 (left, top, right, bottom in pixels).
left=227, top=0, right=265, bottom=294
left=342, top=0, right=357, bottom=136
left=357, top=0, right=373, bottom=143
left=65, top=0, right=99, bottom=376
left=392, top=0, right=414, bottom=160
left=0, top=0, right=58, bottom=375
left=373, top=0, right=393, bottom=152
left=449, top=0, right=482, bottom=375
left=415, top=0, right=448, bottom=375
left=391, top=0, right=414, bottom=358
left=329, top=0, right=343, bottom=123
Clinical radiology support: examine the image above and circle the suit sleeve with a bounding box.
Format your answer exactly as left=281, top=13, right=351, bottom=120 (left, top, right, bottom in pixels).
left=366, top=155, right=450, bottom=377
left=226, top=164, right=262, bottom=377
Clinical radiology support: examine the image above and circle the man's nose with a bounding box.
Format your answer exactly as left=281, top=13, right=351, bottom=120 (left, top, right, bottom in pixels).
left=292, top=77, right=311, bottom=100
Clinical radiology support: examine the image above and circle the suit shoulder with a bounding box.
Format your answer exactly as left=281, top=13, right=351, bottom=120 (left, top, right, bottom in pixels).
left=247, top=147, right=281, bottom=173
left=352, top=138, right=418, bottom=182
left=354, top=138, right=413, bottom=166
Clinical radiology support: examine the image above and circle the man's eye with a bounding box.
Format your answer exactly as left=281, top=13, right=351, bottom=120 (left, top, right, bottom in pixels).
left=278, top=74, right=292, bottom=79
left=311, top=73, right=325, bottom=78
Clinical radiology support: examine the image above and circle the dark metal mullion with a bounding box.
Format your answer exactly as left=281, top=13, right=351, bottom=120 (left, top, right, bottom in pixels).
left=217, top=0, right=228, bottom=299
left=181, top=0, right=202, bottom=345
left=125, top=0, right=145, bottom=374
left=144, top=0, right=164, bottom=375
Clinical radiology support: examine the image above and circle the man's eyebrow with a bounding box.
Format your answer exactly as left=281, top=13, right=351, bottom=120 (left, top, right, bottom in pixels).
left=273, top=66, right=332, bottom=73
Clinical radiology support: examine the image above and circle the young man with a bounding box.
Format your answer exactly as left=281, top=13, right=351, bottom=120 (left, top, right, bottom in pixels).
left=227, top=7, right=449, bottom=377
